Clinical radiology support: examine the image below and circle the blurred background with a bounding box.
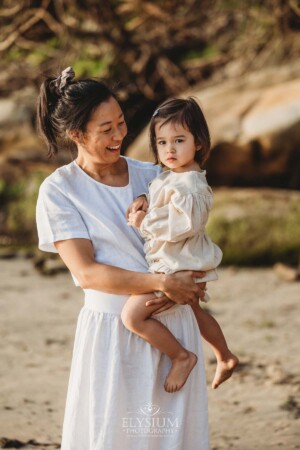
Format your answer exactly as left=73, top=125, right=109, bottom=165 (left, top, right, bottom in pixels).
left=0, top=1, right=300, bottom=449
left=0, top=0, right=300, bottom=265
left=0, top=0, right=299, bottom=265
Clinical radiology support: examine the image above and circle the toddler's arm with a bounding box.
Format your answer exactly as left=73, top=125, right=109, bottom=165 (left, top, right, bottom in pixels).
left=126, top=195, right=148, bottom=219
left=127, top=210, right=146, bottom=228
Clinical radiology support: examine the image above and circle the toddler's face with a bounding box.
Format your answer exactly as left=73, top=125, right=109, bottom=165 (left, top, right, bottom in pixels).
left=155, top=121, right=200, bottom=172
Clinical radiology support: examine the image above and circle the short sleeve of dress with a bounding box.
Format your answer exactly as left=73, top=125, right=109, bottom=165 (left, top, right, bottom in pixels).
left=140, top=190, right=213, bottom=243
left=36, top=179, right=90, bottom=253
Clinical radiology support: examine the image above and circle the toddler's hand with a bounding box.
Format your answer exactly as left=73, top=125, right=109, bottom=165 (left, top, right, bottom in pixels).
left=127, top=210, right=146, bottom=228
left=126, top=195, right=148, bottom=219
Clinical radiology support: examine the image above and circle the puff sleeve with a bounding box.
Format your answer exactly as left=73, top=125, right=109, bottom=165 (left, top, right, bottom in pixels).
left=36, top=180, right=90, bottom=253
left=139, top=191, right=213, bottom=243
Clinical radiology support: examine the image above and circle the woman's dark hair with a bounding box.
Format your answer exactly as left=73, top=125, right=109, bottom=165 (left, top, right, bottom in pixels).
left=149, top=97, right=211, bottom=167
left=37, top=67, right=117, bottom=158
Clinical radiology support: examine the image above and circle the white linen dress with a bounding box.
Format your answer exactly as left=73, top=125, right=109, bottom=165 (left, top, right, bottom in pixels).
left=36, top=156, right=209, bottom=450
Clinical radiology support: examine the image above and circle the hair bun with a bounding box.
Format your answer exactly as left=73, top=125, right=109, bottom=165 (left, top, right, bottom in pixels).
left=52, top=67, right=75, bottom=95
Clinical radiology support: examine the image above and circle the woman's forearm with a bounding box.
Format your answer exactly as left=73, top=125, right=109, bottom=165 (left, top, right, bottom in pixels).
left=54, top=238, right=205, bottom=302
left=80, top=262, right=165, bottom=294
left=54, top=237, right=165, bottom=295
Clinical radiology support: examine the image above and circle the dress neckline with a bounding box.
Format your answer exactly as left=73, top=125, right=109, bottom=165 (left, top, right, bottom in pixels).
left=73, top=156, right=131, bottom=190
left=166, top=168, right=207, bottom=176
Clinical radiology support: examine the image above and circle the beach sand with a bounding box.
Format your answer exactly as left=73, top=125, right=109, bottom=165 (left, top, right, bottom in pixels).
left=0, top=258, right=299, bottom=449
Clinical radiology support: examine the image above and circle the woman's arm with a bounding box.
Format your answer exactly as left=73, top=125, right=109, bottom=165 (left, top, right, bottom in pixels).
left=54, top=238, right=206, bottom=304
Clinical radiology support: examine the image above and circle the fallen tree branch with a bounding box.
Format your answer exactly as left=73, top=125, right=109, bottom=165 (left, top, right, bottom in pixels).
left=0, top=0, right=63, bottom=53
left=0, top=3, right=23, bottom=17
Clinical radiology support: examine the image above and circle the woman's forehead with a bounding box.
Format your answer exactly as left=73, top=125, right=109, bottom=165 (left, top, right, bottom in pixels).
left=89, top=97, right=123, bottom=125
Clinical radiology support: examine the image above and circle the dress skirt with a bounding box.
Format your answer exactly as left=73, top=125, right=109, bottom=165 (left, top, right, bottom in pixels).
left=60, top=290, right=210, bottom=450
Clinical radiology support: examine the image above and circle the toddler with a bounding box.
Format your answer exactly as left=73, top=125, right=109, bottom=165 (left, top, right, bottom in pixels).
left=122, top=97, right=238, bottom=393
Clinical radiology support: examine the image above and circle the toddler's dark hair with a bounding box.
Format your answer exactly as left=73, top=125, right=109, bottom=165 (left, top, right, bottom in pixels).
left=149, top=97, right=211, bottom=166
left=37, top=69, right=116, bottom=158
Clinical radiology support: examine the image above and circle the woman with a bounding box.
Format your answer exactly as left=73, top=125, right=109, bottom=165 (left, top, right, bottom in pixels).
left=36, top=67, right=209, bottom=450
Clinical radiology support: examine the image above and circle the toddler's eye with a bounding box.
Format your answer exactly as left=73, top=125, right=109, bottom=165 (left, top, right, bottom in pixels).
left=157, top=140, right=166, bottom=145
left=175, top=138, right=184, bottom=143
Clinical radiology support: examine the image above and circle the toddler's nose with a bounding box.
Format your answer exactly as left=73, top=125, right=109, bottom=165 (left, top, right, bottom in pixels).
left=167, top=143, right=176, bottom=153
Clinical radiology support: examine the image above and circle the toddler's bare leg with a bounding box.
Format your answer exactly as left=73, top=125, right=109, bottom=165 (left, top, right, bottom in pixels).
left=191, top=303, right=239, bottom=389
left=121, top=294, right=197, bottom=393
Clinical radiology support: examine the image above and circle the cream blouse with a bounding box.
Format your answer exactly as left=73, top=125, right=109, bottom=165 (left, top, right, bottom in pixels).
left=139, top=169, right=223, bottom=283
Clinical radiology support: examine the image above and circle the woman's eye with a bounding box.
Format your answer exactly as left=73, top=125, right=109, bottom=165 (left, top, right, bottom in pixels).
left=103, top=129, right=112, bottom=134
left=119, top=121, right=126, bottom=126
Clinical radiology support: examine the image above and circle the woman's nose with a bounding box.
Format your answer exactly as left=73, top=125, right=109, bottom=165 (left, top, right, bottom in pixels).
left=113, top=126, right=127, bottom=141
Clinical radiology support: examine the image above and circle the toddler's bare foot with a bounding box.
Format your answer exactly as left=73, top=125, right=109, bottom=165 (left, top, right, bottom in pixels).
left=212, top=354, right=239, bottom=389
left=164, top=351, right=198, bottom=393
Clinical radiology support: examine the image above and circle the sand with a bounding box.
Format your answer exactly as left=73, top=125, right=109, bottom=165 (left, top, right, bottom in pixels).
left=0, top=258, right=299, bottom=449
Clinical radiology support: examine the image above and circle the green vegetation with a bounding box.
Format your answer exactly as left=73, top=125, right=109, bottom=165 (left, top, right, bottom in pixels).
left=207, top=190, right=300, bottom=266
left=0, top=178, right=24, bottom=203
left=180, top=45, right=219, bottom=62
left=0, top=171, right=49, bottom=245
left=1, top=179, right=299, bottom=266
left=73, top=56, right=112, bottom=78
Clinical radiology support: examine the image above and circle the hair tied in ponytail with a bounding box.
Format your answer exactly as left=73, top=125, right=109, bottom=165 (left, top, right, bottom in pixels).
left=51, top=67, right=75, bottom=95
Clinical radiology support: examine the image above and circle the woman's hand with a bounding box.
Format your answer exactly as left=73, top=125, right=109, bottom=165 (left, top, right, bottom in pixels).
left=146, top=270, right=207, bottom=307
left=126, top=195, right=148, bottom=220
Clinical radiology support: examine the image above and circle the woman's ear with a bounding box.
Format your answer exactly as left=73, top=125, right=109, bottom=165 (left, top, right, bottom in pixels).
left=67, top=129, right=83, bottom=145
left=196, top=145, right=202, bottom=151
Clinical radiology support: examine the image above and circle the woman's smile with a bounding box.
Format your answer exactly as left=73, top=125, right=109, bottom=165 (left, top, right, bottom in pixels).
left=106, top=143, right=122, bottom=153
left=107, top=144, right=121, bottom=150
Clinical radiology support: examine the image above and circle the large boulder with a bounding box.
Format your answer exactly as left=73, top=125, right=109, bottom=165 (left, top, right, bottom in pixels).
left=207, top=188, right=300, bottom=266
left=126, top=64, right=300, bottom=188
left=0, top=87, right=41, bottom=163
left=0, top=87, right=70, bottom=183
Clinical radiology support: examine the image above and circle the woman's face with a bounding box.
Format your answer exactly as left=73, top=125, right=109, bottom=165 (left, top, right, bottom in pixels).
left=78, top=96, right=127, bottom=164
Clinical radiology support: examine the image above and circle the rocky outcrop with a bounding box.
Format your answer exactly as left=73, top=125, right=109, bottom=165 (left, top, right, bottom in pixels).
left=0, top=87, right=70, bottom=185
left=0, top=87, right=41, bottom=166
left=1, top=183, right=299, bottom=267
left=206, top=188, right=300, bottom=266
left=126, top=64, right=300, bottom=188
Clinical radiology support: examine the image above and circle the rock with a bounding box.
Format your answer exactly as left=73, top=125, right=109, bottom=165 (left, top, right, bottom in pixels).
left=0, top=87, right=72, bottom=177
left=273, top=263, right=300, bottom=282
left=0, top=437, right=58, bottom=448
left=0, top=88, right=40, bottom=160
left=33, top=252, right=67, bottom=276
left=43, top=257, right=68, bottom=275
left=266, top=364, right=292, bottom=385
left=280, top=396, right=300, bottom=419
left=0, top=248, right=18, bottom=259
left=126, top=63, right=300, bottom=188
left=241, top=79, right=300, bottom=140
left=207, top=188, right=300, bottom=266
